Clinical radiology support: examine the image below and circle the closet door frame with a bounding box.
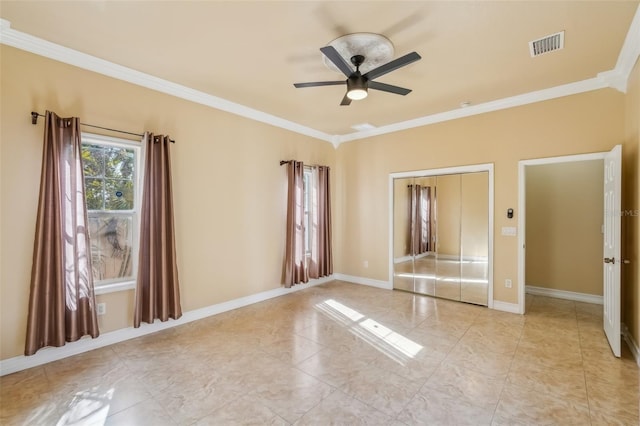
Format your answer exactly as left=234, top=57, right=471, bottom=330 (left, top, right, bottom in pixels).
left=388, top=163, right=494, bottom=309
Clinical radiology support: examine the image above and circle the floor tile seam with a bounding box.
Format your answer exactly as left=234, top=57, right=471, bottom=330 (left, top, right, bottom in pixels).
left=186, top=391, right=279, bottom=425
left=108, top=396, right=176, bottom=425
left=411, top=359, right=443, bottom=392
left=509, top=356, right=590, bottom=378
left=457, top=333, right=521, bottom=354
left=583, top=372, right=640, bottom=396
left=291, top=363, right=355, bottom=390
left=583, top=372, right=603, bottom=426
left=426, top=358, right=511, bottom=388
left=492, top=314, right=526, bottom=425
left=287, top=344, right=327, bottom=367
left=419, top=376, right=507, bottom=413
left=502, top=372, right=590, bottom=405
left=340, top=379, right=418, bottom=421
left=438, top=358, right=509, bottom=383
left=490, top=382, right=592, bottom=426
left=452, top=334, right=520, bottom=360
left=279, top=385, right=339, bottom=424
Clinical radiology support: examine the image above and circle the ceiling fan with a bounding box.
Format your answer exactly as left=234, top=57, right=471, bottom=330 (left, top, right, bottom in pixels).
left=293, top=45, right=421, bottom=106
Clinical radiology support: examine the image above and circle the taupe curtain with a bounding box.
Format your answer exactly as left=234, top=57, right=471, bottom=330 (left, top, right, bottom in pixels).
left=134, top=132, right=182, bottom=327
left=284, top=161, right=308, bottom=287
left=309, top=166, right=333, bottom=278
left=409, top=184, right=430, bottom=256
left=25, top=111, right=99, bottom=356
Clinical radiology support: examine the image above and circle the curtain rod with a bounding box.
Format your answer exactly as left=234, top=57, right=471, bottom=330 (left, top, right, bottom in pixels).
left=279, top=160, right=329, bottom=168
left=31, top=112, right=142, bottom=137
left=30, top=112, right=175, bottom=143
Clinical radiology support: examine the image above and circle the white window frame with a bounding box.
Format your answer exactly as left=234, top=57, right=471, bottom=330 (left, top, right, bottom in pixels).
left=82, top=132, right=144, bottom=295
left=303, top=167, right=312, bottom=256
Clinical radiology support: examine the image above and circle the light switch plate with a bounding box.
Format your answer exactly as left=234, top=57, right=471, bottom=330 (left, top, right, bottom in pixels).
left=501, top=226, right=517, bottom=236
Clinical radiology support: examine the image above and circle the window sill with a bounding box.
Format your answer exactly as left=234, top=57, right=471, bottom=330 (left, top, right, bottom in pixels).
left=94, top=281, right=136, bottom=295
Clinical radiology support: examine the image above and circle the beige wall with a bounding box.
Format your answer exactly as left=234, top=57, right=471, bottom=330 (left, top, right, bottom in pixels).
left=0, top=46, right=335, bottom=360
left=335, top=89, right=626, bottom=304
left=2, top=43, right=638, bottom=362
left=623, top=57, right=639, bottom=346
left=461, top=172, right=489, bottom=259
left=525, top=161, right=604, bottom=296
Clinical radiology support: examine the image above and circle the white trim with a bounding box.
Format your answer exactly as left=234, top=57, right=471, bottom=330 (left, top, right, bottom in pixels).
left=94, top=281, right=135, bottom=296
left=493, top=300, right=522, bottom=314
left=519, top=151, right=607, bottom=166
left=337, top=77, right=610, bottom=144
left=525, top=285, right=603, bottom=305
left=393, top=252, right=433, bottom=264
left=2, top=3, right=639, bottom=147
left=394, top=255, right=413, bottom=264
left=517, top=151, right=608, bottom=315
left=0, top=275, right=334, bottom=376
left=0, top=19, right=333, bottom=145
left=434, top=254, right=488, bottom=263
left=334, top=273, right=392, bottom=290
left=388, top=164, right=494, bottom=309
left=82, top=131, right=143, bottom=295
left=622, top=323, right=640, bottom=367
left=599, top=5, right=640, bottom=93
left=388, top=173, right=395, bottom=288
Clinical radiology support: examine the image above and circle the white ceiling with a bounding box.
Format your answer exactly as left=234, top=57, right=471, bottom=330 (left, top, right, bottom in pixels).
left=1, top=1, right=639, bottom=143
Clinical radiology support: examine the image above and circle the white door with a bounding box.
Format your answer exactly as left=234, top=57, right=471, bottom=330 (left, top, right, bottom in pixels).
left=603, top=145, right=622, bottom=357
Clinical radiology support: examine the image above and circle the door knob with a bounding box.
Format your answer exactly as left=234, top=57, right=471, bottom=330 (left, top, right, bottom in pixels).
left=604, top=257, right=615, bottom=264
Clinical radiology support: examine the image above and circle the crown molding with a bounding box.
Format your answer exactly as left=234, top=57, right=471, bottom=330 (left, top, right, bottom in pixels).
left=2, top=4, right=639, bottom=148
left=336, top=76, right=611, bottom=144
left=0, top=19, right=334, bottom=144
left=608, top=3, right=640, bottom=93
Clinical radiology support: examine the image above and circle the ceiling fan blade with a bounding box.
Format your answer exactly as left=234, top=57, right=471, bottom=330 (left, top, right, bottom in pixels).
left=363, top=52, right=421, bottom=81
left=368, top=81, right=412, bottom=96
left=340, top=93, right=352, bottom=106
left=320, top=46, right=354, bottom=77
left=294, top=81, right=345, bottom=88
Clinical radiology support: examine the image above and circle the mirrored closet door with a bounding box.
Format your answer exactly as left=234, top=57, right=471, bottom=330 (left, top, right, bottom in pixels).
left=392, top=170, right=490, bottom=306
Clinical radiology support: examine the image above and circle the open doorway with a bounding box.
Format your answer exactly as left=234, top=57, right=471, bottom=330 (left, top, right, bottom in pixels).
left=518, top=152, right=608, bottom=313
left=518, top=148, right=625, bottom=358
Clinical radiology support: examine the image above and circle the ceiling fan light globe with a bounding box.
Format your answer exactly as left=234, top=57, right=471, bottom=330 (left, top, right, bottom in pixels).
left=347, top=89, right=368, bottom=100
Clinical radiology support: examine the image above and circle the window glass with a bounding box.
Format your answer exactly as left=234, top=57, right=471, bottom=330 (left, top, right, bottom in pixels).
left=82, top=137, right=139, bottom=286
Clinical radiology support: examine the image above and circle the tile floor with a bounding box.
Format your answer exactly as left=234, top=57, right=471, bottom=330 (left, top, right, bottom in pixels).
left=1, top=280, right=638, bottom=425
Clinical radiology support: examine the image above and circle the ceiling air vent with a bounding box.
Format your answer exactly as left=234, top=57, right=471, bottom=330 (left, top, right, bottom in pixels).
left=529, top=31, right=565, bottom=57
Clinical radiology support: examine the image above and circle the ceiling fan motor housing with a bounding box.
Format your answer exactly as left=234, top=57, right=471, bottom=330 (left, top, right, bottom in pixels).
left=347, top=73, right=368, bottom=92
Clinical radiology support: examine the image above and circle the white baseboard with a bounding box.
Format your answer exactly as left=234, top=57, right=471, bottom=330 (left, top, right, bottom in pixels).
left=526, top=285, right=603, bottom=305
left=334, top=273, right=392, bottom=290
left=622, top=323, right=640, bottom=367
left=393, top=252, right=433, bottom=264
left=335, top=273, right=519, bottom=315
left=0, top=275, right=334, bottom=377
left=492, top=300, right=522, bottom=314
left=393, top=255, right=413, bottom=264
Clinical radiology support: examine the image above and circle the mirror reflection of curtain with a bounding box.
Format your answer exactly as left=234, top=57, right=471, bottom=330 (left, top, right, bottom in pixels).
left=409, top=184, right=430, bottom=256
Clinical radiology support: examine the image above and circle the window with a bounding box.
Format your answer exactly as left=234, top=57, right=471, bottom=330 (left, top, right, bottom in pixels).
left=303, top=167, right=312, bottom=255
left=81, top=134, right=142, bottom=291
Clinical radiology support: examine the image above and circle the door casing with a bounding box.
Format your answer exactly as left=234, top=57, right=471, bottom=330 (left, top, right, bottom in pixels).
left=517, top=151, right=608, bottom=315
